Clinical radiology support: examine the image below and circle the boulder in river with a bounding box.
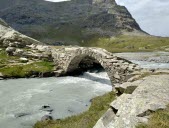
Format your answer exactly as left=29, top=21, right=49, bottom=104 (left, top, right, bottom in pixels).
left=41, top=115, right=53, bottom=121
left=40, top=105, right=53, bottom=113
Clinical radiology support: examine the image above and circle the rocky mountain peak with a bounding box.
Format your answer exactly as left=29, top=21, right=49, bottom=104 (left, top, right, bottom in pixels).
left=0, top=0, right=146, bottom=45
left=72, top=0, right=116, bottom=4
left=92, top=0, right=116, bottom=5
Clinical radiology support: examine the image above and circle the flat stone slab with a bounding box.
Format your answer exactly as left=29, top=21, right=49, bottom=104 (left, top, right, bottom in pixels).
left=115, top=79, right=143, bottom=94
left=94, top=75, right=169, bottom=128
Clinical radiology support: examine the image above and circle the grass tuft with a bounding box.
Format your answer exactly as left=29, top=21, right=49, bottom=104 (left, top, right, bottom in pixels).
left=82, top=35, right=169, bottom=53
left=0, top=49, right=19, bottom=66
left=0, top=61, right=54, bottom=77
left=136, top=105, right=169, bottom=128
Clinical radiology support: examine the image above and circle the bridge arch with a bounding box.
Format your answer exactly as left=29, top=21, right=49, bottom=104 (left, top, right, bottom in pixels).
left=64, top=49, right=115, bottom=84
left=65, top=52, right=110, bottom=75
left=52, top=47, right=140, bottom=84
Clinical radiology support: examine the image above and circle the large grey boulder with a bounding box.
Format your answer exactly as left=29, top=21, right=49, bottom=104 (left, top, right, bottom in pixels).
left=19, top=57, right=29, bottom=63
left=94, top=75, right=169, bottom=128
left=114, top=80, right=141, bottom=95
left=13, top=49, right=24, bottom=56
left=5, top=47, right=16, bottom=55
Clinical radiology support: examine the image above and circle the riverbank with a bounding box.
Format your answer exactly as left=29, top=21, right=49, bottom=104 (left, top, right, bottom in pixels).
left=136, top=105, right=169, bottom=128
left=0, top=60, right=55, bottom=80
left=34, top=91, right=116, bottom=128
left=93, top=74, right=169, bottom=128
left=33, top=74, right=169, bottom=128
left=0, top=48, right=56, bottom=79
left=0, top=62, right=55, bottom=79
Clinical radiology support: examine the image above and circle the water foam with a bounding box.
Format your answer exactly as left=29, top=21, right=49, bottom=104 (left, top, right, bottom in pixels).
left=0, top=71, right=112, bottom=128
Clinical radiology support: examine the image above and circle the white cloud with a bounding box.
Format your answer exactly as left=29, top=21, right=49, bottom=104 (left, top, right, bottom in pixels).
left=44, top=0, right=70, bottom=2
left=115, top=0, right=169, bottom=37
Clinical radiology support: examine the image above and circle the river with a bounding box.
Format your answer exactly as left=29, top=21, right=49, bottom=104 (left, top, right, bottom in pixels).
left=0, top=72, right=112, bottom=128
left=0, top=52, right=169, bottom=128
left=115, top=51, right=169, bottom=69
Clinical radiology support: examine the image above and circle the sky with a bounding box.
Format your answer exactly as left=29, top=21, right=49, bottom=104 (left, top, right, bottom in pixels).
left=115, top=0, right=169, bottom=37
left=44, top=0, right=169, bottom=37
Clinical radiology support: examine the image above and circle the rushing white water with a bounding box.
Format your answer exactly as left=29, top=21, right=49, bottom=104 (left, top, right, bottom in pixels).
left=0, top=71, right=112, bottom=128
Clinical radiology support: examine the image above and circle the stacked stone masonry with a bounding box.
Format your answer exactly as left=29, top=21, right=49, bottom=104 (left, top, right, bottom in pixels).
left=51, top=47, right=141, bottom=84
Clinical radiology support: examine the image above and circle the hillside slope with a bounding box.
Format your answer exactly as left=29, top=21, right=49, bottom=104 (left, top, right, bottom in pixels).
left=0, top=18, right=41, bottom=47
left=0, top=18, right=56, bottom=79
left=0, top=0, right=147, bottom=45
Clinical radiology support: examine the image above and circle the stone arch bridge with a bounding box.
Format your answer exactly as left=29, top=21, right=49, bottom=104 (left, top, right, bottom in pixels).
left=51, top=47, right=140, bottom=84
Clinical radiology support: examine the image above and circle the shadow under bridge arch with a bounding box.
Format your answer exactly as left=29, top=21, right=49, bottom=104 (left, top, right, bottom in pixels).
left=64, top=52, right=113, bottom=85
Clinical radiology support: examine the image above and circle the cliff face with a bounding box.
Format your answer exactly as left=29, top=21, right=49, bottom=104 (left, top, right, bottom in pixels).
left=0, top=0, right=146, bottom=45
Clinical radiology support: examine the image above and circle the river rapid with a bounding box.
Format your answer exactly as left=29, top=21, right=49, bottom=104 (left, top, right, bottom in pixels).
left=0, top=52, right=169, bottom=128
left=0, top=72, right=112, bottom=128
